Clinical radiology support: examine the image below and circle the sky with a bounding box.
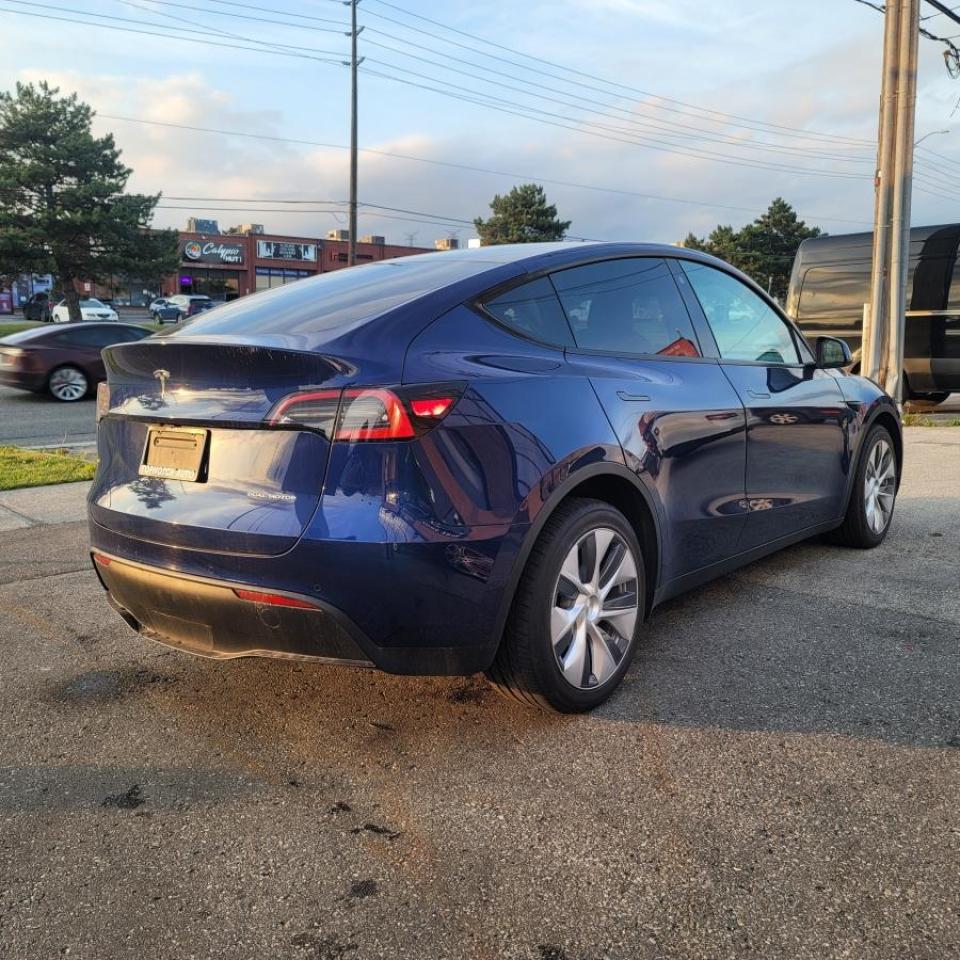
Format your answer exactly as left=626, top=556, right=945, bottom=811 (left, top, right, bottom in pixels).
left=2, top=0, right=960, bottom=246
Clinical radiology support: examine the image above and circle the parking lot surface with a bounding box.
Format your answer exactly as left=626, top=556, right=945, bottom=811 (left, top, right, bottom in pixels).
left=1, top=429, right=958, bottom=959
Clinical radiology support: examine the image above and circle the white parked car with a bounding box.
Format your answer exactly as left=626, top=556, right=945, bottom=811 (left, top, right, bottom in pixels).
left=51, top=298, right=119, bottom=323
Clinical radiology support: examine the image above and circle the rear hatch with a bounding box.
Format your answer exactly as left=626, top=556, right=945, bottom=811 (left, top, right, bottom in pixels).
left=90, top=339, right=355, bottom=557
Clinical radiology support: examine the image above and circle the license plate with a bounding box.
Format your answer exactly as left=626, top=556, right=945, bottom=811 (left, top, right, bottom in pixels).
left=139, top=426, right=209, bottom=482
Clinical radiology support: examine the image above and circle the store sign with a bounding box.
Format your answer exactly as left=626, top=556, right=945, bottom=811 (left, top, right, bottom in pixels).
left=257, top=240, right=317, bottom=262
left=182, top=240, right=245, bottom=264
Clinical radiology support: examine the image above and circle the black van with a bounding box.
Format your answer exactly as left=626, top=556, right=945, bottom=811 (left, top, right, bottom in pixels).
left=786, top=224, right=960, bottom=403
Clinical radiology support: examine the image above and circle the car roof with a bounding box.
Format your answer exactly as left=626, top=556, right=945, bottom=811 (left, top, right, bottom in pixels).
left=382, top=240, right=704, bottom=270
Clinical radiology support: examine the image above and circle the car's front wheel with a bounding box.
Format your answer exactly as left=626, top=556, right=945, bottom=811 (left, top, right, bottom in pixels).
left=487, top=498, right=644, bottom=713
left=830, top=424, right=898, bottom=548
left=48, top=365, right=89, bottom=402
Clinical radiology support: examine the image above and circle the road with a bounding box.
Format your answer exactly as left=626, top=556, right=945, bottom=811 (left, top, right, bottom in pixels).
left=0, top=429, right=958, bottom=959
left=0, top=386, right=97, bottom=448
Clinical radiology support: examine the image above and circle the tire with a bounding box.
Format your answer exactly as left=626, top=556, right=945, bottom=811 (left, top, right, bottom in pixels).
left=830, top=424, right=898, bottom=548
left=48, top=365, right=89, bottom=402
left=908, top=392, right=950, bottom=406
left=486, top=498, right=645, bottom=713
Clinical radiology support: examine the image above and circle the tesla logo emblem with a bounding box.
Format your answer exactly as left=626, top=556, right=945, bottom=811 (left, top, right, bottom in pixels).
left=153, top=368, right=170, bottom=398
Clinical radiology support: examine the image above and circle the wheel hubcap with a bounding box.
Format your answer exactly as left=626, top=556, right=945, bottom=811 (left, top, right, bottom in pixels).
left=552, top=527, right=640, bottom=690
left=864, top=437, right=896, bottom=535
left=50, top=368, right=87, bottom=401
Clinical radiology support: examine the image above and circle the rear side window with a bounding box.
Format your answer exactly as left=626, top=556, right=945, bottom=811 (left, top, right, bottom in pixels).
left=551, top=258, right=701, bottom=357
left=54, top=326, right=132, bottom=348
left=481, top=277, right=573, bottom=347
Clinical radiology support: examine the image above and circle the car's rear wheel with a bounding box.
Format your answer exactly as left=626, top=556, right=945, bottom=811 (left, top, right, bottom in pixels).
left=830, top=424, right=897, bottom=548
left=487, top=498, right=644, bottom=713
left=908, top=392, right=950, bottom=406
left=48, top=365, right=89, bottom=402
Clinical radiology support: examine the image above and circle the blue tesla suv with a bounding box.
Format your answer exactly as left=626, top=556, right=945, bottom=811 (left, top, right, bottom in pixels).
left=88, top=243, right=901, bottom=712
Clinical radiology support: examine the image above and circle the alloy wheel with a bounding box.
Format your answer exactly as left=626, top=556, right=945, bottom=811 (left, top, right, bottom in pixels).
left=552, top=527, right=640, bottom=690
left=49, top=367, right=88, bottom=401
left=864, top=437, right=896, bottom=535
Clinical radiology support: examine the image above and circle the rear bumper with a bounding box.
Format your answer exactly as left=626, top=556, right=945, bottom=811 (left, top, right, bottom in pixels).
left=90, top=548, right=504, bottom=675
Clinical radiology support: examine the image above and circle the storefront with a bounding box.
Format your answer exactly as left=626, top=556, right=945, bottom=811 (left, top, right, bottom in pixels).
left=161, top=226, right=433, bottom=303
left=169, top=236, right=248, bottom=300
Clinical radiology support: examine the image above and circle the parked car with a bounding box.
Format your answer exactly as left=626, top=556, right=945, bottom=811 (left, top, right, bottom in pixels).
left=89, top=244, right=901, bottom=712
left=153, top=303, right=181, bottom=324
left=787, top=223, right=960, bottom=403
left=167, top=294, right=215, bottom=320
left=22, top=291, right=52, bottom=322
left=149, top=298, right=175, bottom=321
left=51, top=297, right=119, bottom=324
left=0, top=322, right=151, bottom=401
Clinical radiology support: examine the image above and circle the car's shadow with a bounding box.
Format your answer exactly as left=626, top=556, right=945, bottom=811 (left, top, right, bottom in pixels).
left=124, top=496, right=960, bottom=755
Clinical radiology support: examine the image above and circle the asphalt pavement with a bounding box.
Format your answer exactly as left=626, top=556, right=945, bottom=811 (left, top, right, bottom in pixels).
left=0, top=386, right=97, bottom=448
left=0, top=429, right=958, bottom=959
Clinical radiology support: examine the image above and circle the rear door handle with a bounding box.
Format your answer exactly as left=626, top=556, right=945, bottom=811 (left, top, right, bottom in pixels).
left=617, top=391, right=651, bottom=402
left=747, top=390, right=770, bottom=399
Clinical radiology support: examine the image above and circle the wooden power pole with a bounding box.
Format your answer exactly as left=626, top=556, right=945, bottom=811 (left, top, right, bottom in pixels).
left=865, top=0, right=920, bottom=404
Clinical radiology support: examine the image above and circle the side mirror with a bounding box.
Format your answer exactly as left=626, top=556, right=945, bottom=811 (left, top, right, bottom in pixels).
left=816, top=336, right=852, bottom=369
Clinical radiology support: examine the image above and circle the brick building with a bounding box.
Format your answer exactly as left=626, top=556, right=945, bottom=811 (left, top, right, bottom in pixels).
left=92, top=220, right=441, bottom=307
left=160, top=222, right=435, bottom=302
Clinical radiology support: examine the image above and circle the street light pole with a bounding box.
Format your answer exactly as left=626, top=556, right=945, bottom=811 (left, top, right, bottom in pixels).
left=346, top=0, right=363, bottom=267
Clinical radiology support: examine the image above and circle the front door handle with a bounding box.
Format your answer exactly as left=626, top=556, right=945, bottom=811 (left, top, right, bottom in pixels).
left=617, top=391, right=651, bottom=402
left=747, top=390, right=771, bottom=399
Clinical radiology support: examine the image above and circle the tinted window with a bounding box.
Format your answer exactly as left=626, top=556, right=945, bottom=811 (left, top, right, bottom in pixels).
left=54, top=326, right=131, bottom=348
left=180, top=258, right=493, bottom=337
left=681, top=262, right=800, bottom=364
left=1, top=326, right=59, bottom=344
left=552, top=258, right=700, bottom=357
left=481, top=277, right=573, bottom=346
left=797, top=265, right=870, bottom=321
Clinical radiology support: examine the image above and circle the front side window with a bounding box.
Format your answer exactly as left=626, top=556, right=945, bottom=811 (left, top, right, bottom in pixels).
left=551, top=258, right=700, bottom=357
left=481, top=277, right=573, bottom=347
left=681, top=261, right=800, bottom=364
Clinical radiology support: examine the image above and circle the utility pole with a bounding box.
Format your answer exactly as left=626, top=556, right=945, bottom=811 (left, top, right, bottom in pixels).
left=882, top=0, right=920, bottom=404
left=865, top=0, right=920, bottom=405
left=345, top=0, right=364, bottom=267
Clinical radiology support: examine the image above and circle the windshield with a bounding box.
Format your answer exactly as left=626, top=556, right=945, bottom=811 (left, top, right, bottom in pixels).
left=80, top=299, right=106, bottom=309
left=179, top=257, right=492, bottom=337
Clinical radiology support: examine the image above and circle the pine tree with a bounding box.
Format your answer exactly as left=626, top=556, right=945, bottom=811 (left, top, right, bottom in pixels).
left=474, top=184, right=571, bottom=245
left=0, top=82, right=178, bottom=321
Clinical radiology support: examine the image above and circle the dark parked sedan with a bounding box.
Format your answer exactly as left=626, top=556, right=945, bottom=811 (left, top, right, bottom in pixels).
left=88, top=244, right=901, bottom=712
left=0, top=322, right=152, bottom=401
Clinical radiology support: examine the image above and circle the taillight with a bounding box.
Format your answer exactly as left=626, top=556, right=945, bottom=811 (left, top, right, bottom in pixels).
left=269, top=389, right=341, bottom=435
left=233, top=588, right=320, bottom=610
left=268, top=384, right=462, bottom=441
left=337, top=388, right=414, bottom=441
left=96, top=382, right=110, bottom=423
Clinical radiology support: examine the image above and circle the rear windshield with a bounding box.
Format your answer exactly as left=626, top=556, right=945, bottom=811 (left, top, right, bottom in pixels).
left=177, top=258, right=491, bottom=337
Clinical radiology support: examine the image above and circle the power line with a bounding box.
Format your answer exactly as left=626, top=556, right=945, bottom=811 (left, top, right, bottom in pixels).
left=360, top=34, right=876, bottom=165
left=360, top=0, right=878, bottom=147
left=100, top=114, right=879, bottom=225
left=0, top=3, right=345, bottom=62
left=11, top=1, right=958, bottom=194
left=359, top=63, right=872, bottom=180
